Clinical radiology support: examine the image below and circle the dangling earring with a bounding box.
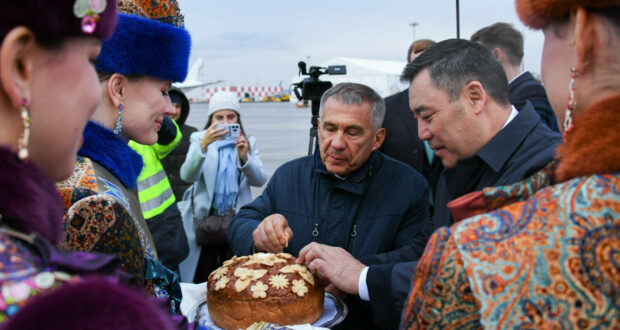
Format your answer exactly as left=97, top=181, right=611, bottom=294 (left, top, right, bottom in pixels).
left=114, top=104, right=123, bottom=136
left=563, top=67, right=578, bottom=138
left=17, top=98, right=31, bottom=161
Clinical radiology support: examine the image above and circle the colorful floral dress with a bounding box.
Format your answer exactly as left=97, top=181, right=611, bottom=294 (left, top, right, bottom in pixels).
left=0, top=231, right=81, bottom=323
left=0, top=146, right=121, bottom=324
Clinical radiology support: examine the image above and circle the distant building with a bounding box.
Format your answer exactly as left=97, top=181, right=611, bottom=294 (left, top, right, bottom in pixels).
left=184, top=84, right=285, bottom=103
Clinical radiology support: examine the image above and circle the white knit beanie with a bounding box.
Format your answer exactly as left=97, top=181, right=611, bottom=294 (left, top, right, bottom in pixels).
left=208, top=92, right=240, bottom=117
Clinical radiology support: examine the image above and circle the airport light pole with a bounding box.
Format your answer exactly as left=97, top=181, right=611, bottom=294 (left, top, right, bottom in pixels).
left=409, top=22, right=419, bottom=40
left=456, top=0, right=460, bottom=39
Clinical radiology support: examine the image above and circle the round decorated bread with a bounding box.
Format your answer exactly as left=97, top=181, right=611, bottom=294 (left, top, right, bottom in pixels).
left=207, top=252, right=324, bottom=329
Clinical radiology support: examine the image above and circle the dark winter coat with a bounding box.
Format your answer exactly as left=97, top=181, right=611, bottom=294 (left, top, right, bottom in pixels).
left=229, top=150, right=430, bottom=259
left=228, top=150, right=431, bottom=329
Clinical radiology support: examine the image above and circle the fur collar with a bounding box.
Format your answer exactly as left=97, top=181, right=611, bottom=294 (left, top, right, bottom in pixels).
left=78, top=121, right=143, bottom=189
left=555, top=94, right=620, bottom=182
left=0, top=147, right=63, bottom=243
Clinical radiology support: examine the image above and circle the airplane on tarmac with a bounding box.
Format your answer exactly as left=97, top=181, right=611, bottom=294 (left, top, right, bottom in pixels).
left=173, top=58, right=224, bottom=91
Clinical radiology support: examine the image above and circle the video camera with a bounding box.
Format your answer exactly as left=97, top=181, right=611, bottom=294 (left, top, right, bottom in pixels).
left=292, top=61, right=346, bottom=155
left=293, top=62, right=346, bottom=103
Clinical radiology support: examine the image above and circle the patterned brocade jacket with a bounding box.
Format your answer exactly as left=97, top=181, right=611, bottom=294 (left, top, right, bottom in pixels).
left=55, top=122, right=184, bottom=312
left=57, top=156, right=156, bottom=279
left=400, top=95, right=620, bottom=329
left=56, top=122, right=158, bottom=281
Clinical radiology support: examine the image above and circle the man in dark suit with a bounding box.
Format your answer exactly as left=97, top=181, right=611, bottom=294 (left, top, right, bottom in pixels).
left=297, top=39, right=562, bottom=329
left=380, top=39, right=443, bottom=207
left=472, top=22, right=559, bottom=132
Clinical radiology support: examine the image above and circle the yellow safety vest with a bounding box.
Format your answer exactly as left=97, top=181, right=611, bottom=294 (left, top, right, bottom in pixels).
left=129, top=121, right=182, bottom=219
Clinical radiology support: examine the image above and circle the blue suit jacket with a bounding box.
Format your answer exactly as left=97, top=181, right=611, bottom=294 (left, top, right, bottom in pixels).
left=364, top=102, right=562, bottom=328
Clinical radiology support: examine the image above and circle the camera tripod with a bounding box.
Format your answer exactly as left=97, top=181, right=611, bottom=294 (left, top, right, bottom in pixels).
left=307, top=101, right=321, bottom=155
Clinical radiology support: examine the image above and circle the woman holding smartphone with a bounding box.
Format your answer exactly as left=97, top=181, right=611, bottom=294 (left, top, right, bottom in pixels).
left=179, top=91, right=268, bottom=283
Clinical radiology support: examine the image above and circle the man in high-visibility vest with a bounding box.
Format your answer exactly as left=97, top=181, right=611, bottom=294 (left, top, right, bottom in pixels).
left=130, top=116, right=189, bottom=271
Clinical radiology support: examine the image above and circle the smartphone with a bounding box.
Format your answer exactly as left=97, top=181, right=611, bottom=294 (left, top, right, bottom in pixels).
left=216, top=123, right=241, bottom=139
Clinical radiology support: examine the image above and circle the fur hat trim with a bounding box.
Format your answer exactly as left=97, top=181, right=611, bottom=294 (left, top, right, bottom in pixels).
left=95, top=13, right=191, bottom=82
left=555, top=94, right=620, bottom=182
left=516, top=0, right=620, bottom=29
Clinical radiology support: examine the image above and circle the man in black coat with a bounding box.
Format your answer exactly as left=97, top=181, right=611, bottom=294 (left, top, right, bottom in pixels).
left=298, top=40, right=562, bottom=329
left=380, top=39, right=444, bottom=205
left=471, top=22, right=559, bottom=132
left=161, top=87, right=197, bottom=201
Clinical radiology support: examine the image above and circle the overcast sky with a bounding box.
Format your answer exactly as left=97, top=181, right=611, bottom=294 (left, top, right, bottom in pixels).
left=179, top=0, right=544, bottom=87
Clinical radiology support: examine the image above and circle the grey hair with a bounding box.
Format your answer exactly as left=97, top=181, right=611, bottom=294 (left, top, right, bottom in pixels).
left=319, top=82, right=385, bottom=131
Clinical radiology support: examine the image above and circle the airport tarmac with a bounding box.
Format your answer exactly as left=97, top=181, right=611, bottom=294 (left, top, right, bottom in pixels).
left=185, top=101, right=316, bottom=196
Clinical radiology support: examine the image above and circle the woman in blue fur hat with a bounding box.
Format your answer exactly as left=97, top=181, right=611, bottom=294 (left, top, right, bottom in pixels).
left=56, top=0, right=191, bottom=313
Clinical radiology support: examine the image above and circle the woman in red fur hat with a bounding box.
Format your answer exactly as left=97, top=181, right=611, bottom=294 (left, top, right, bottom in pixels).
left=0, top=1, right=175, bottom=328
left=400, top=0, right=620, bottom=328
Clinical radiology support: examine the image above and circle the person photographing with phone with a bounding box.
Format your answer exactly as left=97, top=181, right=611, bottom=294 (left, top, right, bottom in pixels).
left=178, top=92, right=268, bottom=283
left=201, top=121, right=243, bottom=161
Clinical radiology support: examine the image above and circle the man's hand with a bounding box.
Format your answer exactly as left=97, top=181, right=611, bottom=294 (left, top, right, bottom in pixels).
left=252, top=214, right=293, bottom=253
left=297, top=242, right=365, bottom=295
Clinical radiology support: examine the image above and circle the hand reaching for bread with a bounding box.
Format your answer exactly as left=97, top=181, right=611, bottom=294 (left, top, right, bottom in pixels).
left=252, top=213, right=294, bottom=253
left=297, top=242, right=365, bottom=295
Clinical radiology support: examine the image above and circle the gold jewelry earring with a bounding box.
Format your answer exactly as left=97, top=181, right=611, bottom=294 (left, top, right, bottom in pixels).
left=563, top=67, right=578, bottom=138
left=17, top=98, right=31, bottom=161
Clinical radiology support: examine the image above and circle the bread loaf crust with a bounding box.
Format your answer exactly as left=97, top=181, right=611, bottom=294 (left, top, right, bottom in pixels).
left=207, top=253, right=324, bottom=329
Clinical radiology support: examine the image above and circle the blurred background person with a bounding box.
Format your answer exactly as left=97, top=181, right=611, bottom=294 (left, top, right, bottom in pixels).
left=471, top=22, right=559, bottom=131
left=162, top=87, right=198, bottom=201
left=380, top=39, right=443, bottom=215
left=179, top=91, right=267, bottom=283
left=407, top=39, right=436, bottom=63
left=401, top=0, right=620, bottom=327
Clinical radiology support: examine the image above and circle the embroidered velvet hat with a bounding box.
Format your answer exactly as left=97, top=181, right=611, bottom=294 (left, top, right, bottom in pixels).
left=118, top=0, right=184, bottom=27
left=516, top=0, right=620, bottom=29
left=95, top=0, right=191, bottom=82
left=0, top=0, right=118, bottom=42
